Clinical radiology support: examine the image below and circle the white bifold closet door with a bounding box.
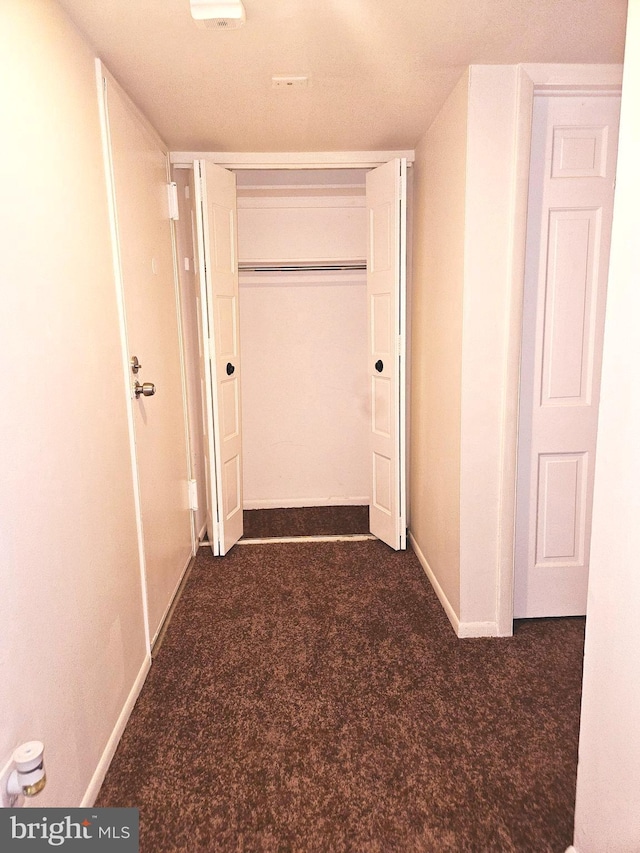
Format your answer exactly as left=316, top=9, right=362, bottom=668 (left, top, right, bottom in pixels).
left=194, top=157, right=407, bottom=555
left=366, top=158, right=407, bottom=551
left=194, top=160, right=243, bottom=555
left=514, top=95, right=620, bottom=617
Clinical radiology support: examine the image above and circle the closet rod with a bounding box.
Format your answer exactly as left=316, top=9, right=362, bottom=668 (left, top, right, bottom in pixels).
left=238, top=262, right=367, bottom=272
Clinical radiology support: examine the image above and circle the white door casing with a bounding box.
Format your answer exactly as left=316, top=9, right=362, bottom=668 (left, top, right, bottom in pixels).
left=366, top=158, right=407, bottom=550
left=193, top=157, right=407, bottom=552
left=514, top=94, right=620, bottom=618
left=194, top=160, right=243, bottom=555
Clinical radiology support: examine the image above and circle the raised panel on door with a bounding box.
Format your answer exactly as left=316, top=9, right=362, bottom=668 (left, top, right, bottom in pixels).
left=366, top=159, right=407, bottom=550
left=542, top=209, right=600, bottom=405
left=194, top=160, right=243, bottom=555
left=514, top=94, right=620, bottom=618
left=535, top=452, right=588, bottom=566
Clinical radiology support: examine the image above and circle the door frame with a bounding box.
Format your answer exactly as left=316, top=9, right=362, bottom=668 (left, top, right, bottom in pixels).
left=497, top=64, right=623, bottom=635
left=174, top=151, right=414, bottom=548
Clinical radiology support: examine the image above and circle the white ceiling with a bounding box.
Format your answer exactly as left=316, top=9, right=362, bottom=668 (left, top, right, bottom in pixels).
left=57, top=0, right=627, bottom=152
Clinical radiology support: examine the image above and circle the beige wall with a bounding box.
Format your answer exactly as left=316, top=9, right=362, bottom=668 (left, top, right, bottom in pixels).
left=409, top=71, right=469, bottom=619
left=410, top=66, right=529, bottom=635
left=459, top=66, right=521, bottom=628
left=0, top=0, right=147, bottom=805
left=573, top=2, right=640, bottom=848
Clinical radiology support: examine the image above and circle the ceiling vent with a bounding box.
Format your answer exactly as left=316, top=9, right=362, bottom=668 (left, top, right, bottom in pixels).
left=190, top=0, right=246, bottom=30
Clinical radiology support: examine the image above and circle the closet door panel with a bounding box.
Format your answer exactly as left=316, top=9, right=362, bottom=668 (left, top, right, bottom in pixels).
left=366, top=159, right=407, bottom=550
left=194, top=159, right=243, bottom=555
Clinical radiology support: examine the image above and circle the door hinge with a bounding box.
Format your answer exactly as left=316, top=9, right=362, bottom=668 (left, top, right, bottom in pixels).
left=167, top=182, right=180, bottom=220
left=188, top=479, right=199, bottom=511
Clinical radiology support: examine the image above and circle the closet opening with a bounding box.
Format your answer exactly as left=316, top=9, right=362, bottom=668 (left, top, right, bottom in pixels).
left=234, top=169, right=371, bottom=540
left=174, top=157, right=407, bottom=555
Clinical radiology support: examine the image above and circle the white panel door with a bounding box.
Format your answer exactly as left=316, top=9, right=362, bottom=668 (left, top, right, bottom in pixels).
left=194, top=160, right=243, bottom=555
left=514, top=94, right=620, bottom=618
left=366, top=159, right=407, bottom=550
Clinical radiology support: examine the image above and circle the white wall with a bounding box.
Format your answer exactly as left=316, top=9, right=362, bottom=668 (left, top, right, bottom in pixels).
left=573, top=2, right=640, bottom=848
left=237, top=204, right=366, bottom=265
left=0, top=0, right=147, bottom=805
left=409, top=71, right=468, bottom=621
left=237, top=176, right=370, bottom=508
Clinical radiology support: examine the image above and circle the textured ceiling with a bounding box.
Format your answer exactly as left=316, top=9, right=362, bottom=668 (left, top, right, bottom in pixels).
left=57, top=0, right=627, bottom=152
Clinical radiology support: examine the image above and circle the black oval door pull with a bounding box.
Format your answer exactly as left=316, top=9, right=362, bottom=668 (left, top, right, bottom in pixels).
left=375, top=359, right=384, bottom=373
left=226, top=362, right=235, bottom=376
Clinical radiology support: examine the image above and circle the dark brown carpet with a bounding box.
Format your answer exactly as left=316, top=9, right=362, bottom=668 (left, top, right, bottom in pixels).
left=97, top=541, right=585, bottom=852
left=242, top=505, right=370, bottom=539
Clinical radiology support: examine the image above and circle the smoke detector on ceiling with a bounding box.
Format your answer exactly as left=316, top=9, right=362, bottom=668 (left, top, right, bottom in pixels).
left=190, top=0, right=246, bottom=29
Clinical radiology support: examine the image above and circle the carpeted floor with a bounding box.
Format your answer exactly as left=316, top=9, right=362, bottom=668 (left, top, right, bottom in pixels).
left=97, top=540, right=585, bottom=852
left=242, top=505, right=370, bottom=539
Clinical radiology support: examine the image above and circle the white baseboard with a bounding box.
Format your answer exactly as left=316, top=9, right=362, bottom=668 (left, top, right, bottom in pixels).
left=409, top=532, right=460, bottom=636
left=565, top=847, right=578, bottom=853
left=81, top=654, right=151, bottom=807
left=409, top=533, right=498, bottom=639
left=243, top=497, right=370, bottom=509
left=457, top=620, right=499, bottom=638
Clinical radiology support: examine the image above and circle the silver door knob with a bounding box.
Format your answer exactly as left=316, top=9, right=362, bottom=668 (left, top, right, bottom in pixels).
left=134, top=381, right=156, bottom=398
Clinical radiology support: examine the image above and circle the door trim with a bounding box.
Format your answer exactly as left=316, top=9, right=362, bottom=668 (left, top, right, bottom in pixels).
left=498, top=64, right=622, bottom=636
left=170, top=150, right=415, bottom=170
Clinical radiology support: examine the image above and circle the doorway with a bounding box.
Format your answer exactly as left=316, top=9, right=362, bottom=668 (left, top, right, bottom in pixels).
left=175, top=158, right=408, bottom=555
left=236, top=168, right=371, bottom=517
